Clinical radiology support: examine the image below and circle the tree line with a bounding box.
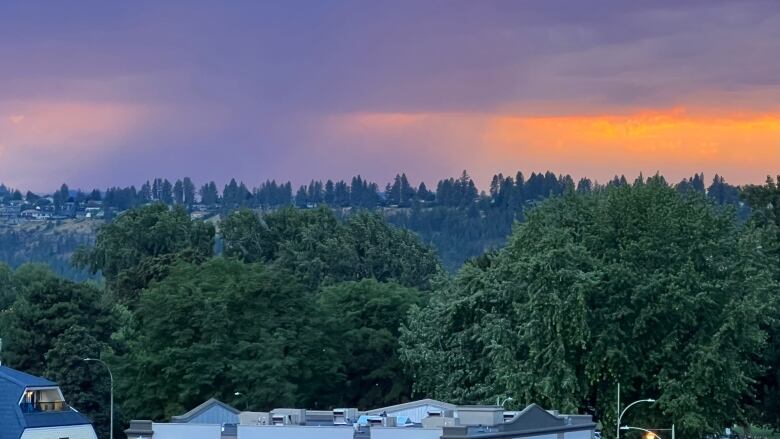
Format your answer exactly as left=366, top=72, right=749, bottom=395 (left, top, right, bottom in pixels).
left=0, top=173, right=775, bottom=439
left=0, top=170, right=747, bottom=271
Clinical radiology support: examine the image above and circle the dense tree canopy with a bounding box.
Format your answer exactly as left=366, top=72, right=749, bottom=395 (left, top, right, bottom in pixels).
left=0, top=264, right=115, bottom=376
left=0, top=170, right=773, bottom=437
left=44, top=326, right=113, bottom=439
left=73, top=204, right=215, bottom=305
left=401, top=179, right=779, bottom=438
left=222, top=207, right=442, bottom=290
left=0, top=264, right=115, bottom=436
left=0, top=262, right=15, bottom=310
left=115, top=258, right=338, bottom=419
left=318, top=279, right=423, bottom=409
left=741, top=176, right=780, bottom=429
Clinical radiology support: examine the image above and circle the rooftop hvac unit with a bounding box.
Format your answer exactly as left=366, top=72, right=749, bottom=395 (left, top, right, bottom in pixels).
left=333, top=408, right=358, bottom=425
left=270, top=408, right=306, bottom=425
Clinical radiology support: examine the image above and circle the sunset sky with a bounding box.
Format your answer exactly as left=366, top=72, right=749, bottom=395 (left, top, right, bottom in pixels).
left=1, top=0, right=779, bottom=192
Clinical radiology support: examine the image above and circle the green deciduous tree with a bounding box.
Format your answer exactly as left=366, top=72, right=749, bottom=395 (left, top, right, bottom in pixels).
left=0, top=264, right=115, bottom=376
left=741, top=175, right=780, bottom=429
left=45, top=326, right=113, bottom=439
left=0, top=264, right=116, bottom=436
left=73, top=204, right=215, bottom=306
left=222, top=207, right=441, bottom=290
left=115, top=258, right=338, bottom=420
left=401, top=180, right=779, bottom=438
left=0, top=262, right=16, bottom=310
left=318, top=279, right=423, bottom=408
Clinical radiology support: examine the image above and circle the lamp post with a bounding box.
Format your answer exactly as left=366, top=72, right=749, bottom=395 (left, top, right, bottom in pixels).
left=621, top=425, right=662, bottom=439
left=616, top=384, right=655, bottom=439
left=84, top=358, right=113, bottom=439
left=234, top=391, right=247, bottom=411
left=497, top=396, right=514, bottom=407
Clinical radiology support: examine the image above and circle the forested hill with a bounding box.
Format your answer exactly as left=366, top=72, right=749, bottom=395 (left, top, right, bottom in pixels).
left=1, top=177, right=778, bottom=439
left=0, top=220, right=100, bottom=280
left=0, top=171, right=747, bottom=276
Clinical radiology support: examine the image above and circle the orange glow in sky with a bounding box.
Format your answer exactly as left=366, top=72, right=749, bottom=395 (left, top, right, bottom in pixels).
left=326, top=108, right=780, bottom=185
left=485, top=109, right=780, bottom=180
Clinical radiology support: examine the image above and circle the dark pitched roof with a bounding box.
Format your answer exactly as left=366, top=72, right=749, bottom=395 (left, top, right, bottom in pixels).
left=171, top=398, right=240, bottom=423
left=0, top=372, right=25, bottom=439
left=504, top=403, right=568, bottom=429
left=442, top=404, right=596, bottom=439
left=0, top=366, right=56, bottom=388
left=0, top=366, right=92, bottom=439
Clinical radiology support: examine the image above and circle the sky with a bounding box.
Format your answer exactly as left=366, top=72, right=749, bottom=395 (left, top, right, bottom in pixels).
left=0, top=0, right=779, bottom=192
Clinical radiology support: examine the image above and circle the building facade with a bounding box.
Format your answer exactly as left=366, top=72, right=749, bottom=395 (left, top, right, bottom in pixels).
left=0, top=366, right=97, bottom=439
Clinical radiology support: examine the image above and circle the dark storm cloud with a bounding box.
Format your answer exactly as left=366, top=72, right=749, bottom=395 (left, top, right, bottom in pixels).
left=0, top=0, right=778, bottom=190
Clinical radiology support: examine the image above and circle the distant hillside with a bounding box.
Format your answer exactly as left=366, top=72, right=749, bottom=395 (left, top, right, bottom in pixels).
left=0, top=171, right=747, bottom=277
left=0, top=219, right=101, bottom=280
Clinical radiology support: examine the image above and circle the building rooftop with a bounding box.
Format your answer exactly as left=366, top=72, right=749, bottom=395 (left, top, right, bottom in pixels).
left=0, top=365, right=93, bottom=439
left=172, top=398, right=240, bottom=423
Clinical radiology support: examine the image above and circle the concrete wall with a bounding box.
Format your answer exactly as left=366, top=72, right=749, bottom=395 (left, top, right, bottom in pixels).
left=153, top=423, right=222, bottom=439
left=372, top=427, right=443, bottom=439
left=21, top=425, right=97, bottom=439
left=238, top=425, right=354, bottom=439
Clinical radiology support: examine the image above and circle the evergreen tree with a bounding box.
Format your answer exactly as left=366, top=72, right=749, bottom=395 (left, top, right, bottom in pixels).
left=161, top=179, right=173, bottom=205
left=199, top=181, right=219, bottom=206
left=139, top=181, right=152, bottom=203
left=324, top=180, right=335, bottom=205
left=25, top=191, right=39, bottom=202
left=295, top=185, right=308, bottom=208
left=182, top=177, right=196, bottom=206
left=173, top=180, right=184, bottom=205
left=576, top=177, right=592, bottom=194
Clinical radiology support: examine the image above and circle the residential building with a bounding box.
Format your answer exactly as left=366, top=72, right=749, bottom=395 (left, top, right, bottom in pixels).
left=0, top=365, right=97, bottom=439
left=125, top=399, right=595, bottom=439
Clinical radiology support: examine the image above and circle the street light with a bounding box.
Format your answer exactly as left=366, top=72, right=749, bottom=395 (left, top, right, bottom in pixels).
left=496, top=396, right=514, bottom=406
left=84, top=358, right=113, bottom=439
left=616, top=384, right=655, bottom=439
left=621, top=425, right=662, bottom=439
left=234, top=391, right=247, bottom=410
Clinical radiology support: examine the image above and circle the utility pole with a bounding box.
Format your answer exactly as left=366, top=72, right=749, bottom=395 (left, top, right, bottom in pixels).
left=616, top=383, right=655, bottom=439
